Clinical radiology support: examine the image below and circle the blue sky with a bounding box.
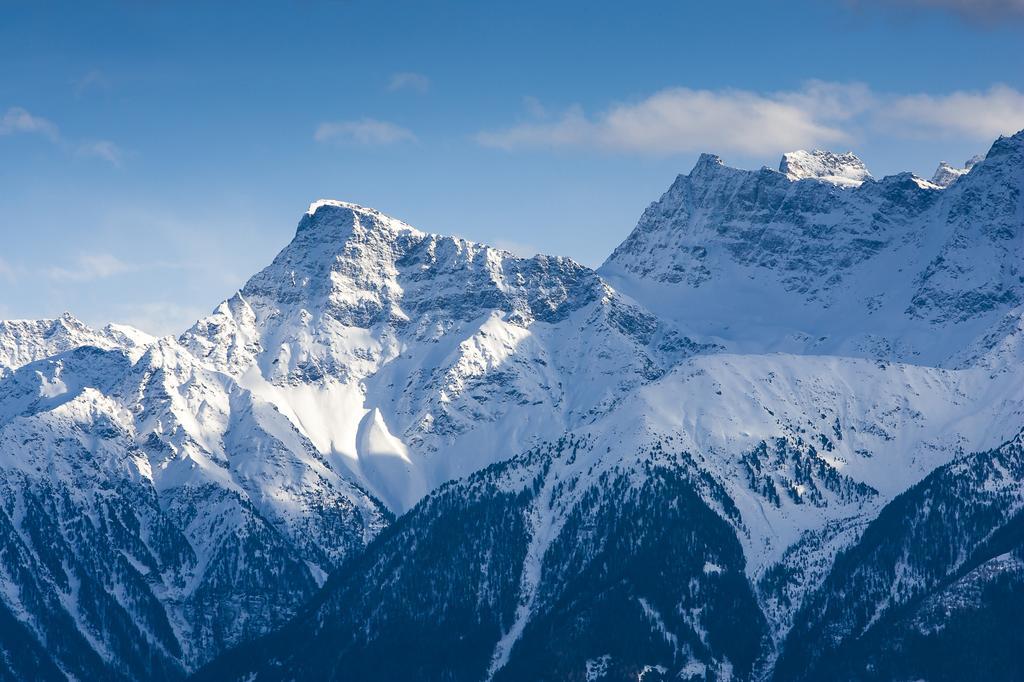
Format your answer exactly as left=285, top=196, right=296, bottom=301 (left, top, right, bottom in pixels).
left=2, top=0, right=1023, bottom=334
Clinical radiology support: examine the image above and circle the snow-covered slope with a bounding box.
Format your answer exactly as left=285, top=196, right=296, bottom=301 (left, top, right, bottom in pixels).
left=0, top=338, right=390, bottom=677
left=775, top=429, right=1024, bottom=680
left=567, top=350, right=1024, bottom=645
left=199, top=354, right=1024, bottom=681
left=198, top=434, right=772, bottom=682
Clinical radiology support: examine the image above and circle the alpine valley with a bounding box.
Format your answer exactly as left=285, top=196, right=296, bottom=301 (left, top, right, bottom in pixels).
left=3, top=131, right=1024, bottom=682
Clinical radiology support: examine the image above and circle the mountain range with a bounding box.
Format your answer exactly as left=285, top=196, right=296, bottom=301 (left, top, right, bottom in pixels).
left=2, top=130, right=1023, bottom=681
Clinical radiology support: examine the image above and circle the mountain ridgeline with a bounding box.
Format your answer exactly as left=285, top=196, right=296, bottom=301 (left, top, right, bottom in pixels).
left=2, top=131, right=1023, bottom=681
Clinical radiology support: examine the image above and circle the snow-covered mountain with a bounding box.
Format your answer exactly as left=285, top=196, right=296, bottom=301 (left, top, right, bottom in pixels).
left=0, top=325, right=390, bottom=680
left=0, top=312, right=152, bottom=376
left=0, top=202, right=693, bottom=678
left=601, top=132, right=1024, bottom=366
left=179, top=200, right=693, bottom=512
left=3, top=129, right=1024, bottom=681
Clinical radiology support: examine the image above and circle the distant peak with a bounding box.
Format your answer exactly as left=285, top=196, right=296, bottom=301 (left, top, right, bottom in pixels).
left=779, top=149, right=872, bottom=187
left=929, top=148, right=989, bottom=188
left=55, top=311, right=89, bottom=330
left=930, top=161, right=971, bottom=188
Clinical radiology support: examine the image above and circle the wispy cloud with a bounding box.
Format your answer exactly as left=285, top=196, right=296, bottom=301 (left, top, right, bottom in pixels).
left=476, top=83, right=866, bottom=156
left=46, top=253, right=135, bottom=282
left=522, top=96, right=548, bottom=118
left=1, top=106, right=124, bottom=166
left=77, top=139, right=125, bottom=166
left=476, top=82, right=1024, bottom=156
left=878, top=85, right=1024, bottom=139
left=314, top=118, right=416, bottom=145
left=387, top=72, right=430, bottom=93
left=73, top=69, right=111, bottom=97
left=0, top=107, right=60, bottom=141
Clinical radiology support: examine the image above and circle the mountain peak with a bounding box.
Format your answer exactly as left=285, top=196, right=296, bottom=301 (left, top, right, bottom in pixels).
left=0, top=313, right=143, bottom=373
left=305, top=199, right=376, bottom=217
left=779, top=149, right=872, bottom=187
left=931, top=161, right=971, bottom=188
left=929, top=152, right=987, bottom=188
left=297, top=199, right=425, bottom=242
left=57, top=310, right=81, bottom=323
left=690, top=152, right=727, bottom=177
left=984, top=128, right=1024, bottom=162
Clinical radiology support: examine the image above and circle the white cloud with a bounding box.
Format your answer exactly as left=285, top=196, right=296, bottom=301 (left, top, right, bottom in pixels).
left=880, top=85, right=1024, bottom=140
left=476, top=84, right=864, bottom=156
left=387, top=72, right=430, bottom=93
left=46, top=253, right=134, bottom=282
left=774, top=80, right=876, bottom=124
left=0, top=107, right=59, bottom=141
left=1, top=106, right=127, bottom=165
left=477, top=82, right=1024, bottom=156
left=314, top=118, right=416, bottom=146
left=77, top=139, right=124, bottom=166
left=477, top=105, right=593, bottom=150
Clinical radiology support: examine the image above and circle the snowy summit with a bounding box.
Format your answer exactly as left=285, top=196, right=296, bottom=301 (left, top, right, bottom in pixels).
left=779, top=149, right=873, bottom=187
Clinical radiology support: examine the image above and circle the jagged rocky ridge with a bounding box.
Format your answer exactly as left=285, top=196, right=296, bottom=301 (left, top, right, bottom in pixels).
left=2, top=130, right=1024, bottom=681
left=601, top=132, right=1024, bottom=365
